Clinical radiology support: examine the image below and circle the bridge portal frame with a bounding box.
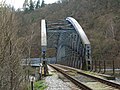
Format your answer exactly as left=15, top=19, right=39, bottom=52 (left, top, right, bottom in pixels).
left=41, top=17, right=92, bottom=71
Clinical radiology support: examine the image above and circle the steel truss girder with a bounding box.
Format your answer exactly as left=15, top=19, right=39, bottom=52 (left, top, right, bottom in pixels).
left=43, top=17, right=92, bottom=70
left=66, top=17, right=91, bottom=70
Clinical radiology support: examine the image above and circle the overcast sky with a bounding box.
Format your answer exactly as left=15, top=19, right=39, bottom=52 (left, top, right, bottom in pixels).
left=0, top=0, right=59, bottom=9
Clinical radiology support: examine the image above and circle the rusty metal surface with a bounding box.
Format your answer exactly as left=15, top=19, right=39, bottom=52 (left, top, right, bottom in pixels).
left=53, top=64, right=120, bottom=89
left=49, top=64, right=92, bottom=90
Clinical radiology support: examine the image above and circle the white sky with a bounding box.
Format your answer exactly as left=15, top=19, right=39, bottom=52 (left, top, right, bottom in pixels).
left=0, top=0, right=59, bottom=9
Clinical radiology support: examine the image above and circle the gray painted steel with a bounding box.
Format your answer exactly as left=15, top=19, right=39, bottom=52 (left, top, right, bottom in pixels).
left=41, top=17, right=92, bottom=70
left=41, top=19, right=47, bottom=69
left=66, top=17, right=90, bottom=45
left=41, top=20, right=47, bottom=47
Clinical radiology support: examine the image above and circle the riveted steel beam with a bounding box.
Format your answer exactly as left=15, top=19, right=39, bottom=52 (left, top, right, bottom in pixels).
left=41, top=19, right=47, bottom=51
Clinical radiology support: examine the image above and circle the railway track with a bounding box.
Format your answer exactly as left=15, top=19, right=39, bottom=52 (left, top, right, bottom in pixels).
left=49, top=64, right=120, bottom=90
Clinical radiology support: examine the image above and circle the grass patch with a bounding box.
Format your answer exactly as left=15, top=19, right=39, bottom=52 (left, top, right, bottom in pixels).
left=46, top=74, right=53, bottom=76
left=34, top=80, right=47, bottom=90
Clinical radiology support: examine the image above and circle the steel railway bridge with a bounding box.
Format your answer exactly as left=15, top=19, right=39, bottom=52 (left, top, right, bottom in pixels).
left=41, top=17, right=91, bottom=70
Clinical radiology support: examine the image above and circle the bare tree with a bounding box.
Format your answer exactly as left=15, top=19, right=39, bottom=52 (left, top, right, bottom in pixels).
left=0, top=3, right=30, bottom=90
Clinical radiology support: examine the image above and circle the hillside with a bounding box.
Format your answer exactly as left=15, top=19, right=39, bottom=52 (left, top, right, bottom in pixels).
left=20, top=0, right=120, bottom=61
left=0, top=0, right=120, bottom=90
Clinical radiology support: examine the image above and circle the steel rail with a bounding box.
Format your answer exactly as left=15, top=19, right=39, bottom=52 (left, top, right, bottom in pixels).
left=49, top=64, right=92, bottom=90
left=54, top=64, right=120, bottom=89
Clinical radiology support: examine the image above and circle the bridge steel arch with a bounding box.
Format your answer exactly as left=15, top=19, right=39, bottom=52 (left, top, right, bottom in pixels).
left=66, top=17, right=91, bottom=70
left=41, top=17, right=92, bottom=70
